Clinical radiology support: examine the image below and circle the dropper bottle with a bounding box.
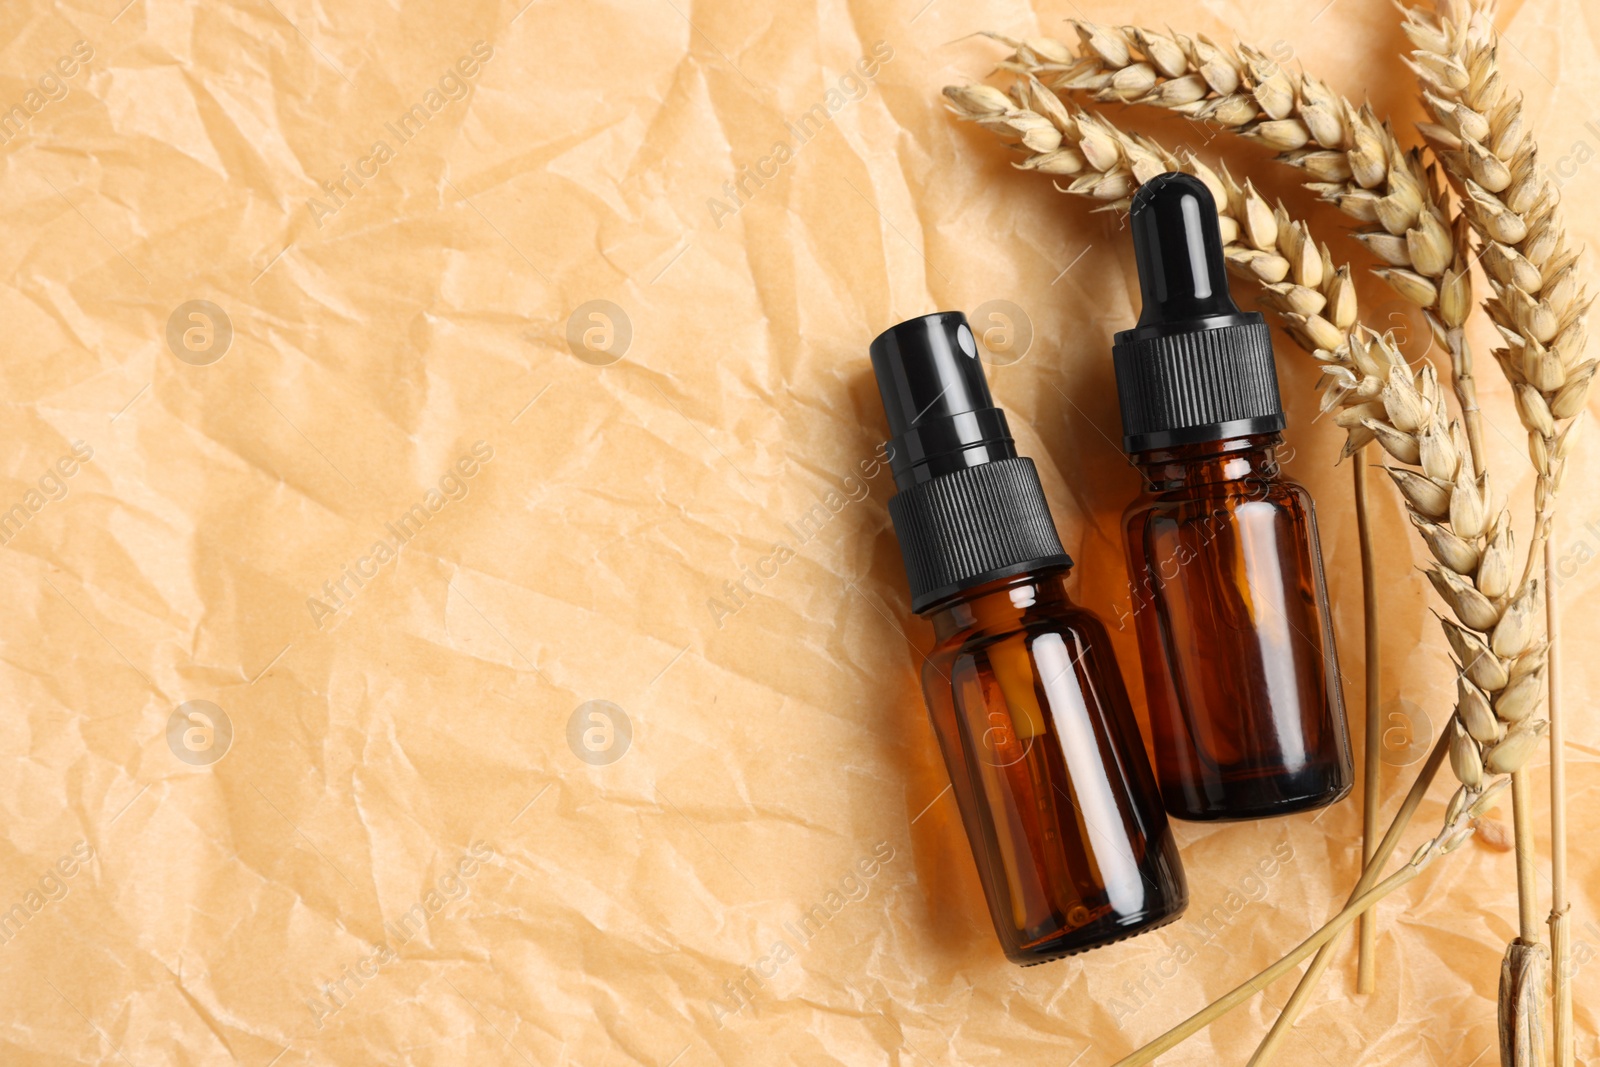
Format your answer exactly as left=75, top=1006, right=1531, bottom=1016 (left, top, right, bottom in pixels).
left=872, top=311, right=1187, bottom=964
left=1113, top=173, right=1353, bottom=820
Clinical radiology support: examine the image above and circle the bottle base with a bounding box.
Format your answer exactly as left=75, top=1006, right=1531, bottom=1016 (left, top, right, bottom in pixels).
left=1165, top=779, right=1353, bottom=822
left=1007, top=897, right=1189, bottom=966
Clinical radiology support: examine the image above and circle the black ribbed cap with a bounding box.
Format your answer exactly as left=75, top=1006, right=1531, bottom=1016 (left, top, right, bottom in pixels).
left=1112, top=172, right=1285, bottom=454
left=870, top=312, right=1071, bottom=614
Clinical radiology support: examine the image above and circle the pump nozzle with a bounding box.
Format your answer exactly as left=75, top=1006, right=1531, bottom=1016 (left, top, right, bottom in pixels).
left=870, top=311, right=1016, bottom=489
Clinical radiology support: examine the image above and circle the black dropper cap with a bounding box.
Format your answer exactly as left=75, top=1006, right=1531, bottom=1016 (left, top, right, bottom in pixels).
left=870, top=312, right=1071, bottom=614
left=1112, top=172, right=1285, bottom=454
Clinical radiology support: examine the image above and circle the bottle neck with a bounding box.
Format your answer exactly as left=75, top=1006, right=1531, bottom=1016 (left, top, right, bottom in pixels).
left=1131, top=432, right=1284, bottom=492
left=928, top=566, right=1074, bottom=640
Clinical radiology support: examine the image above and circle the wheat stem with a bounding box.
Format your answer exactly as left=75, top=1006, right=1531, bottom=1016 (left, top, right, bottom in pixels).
left=1545, top=536, right=1571, bottom=1065
left=1355, top=454, right=1381, bottom=994
left=1247, top=729, right=1450, bottom=1066
left=1509, top=771, right=1540, bottom=942
left=1446, top=330, right=1487, bottom=477
left=1114, top=864, right=1427, bottom=1067
left=1116, top=807, right=1481, bottom=1067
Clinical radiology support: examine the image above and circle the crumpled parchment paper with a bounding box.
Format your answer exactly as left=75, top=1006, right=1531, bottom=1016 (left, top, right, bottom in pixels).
left=1, top=0, right=1595, bottom=1062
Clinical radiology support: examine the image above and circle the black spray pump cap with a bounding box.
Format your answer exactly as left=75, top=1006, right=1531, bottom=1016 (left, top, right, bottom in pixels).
left=870, top=311, right=1071, bottom=614
left=869, top=311, right=1017, bottom=489
left=1112, top=172, right=1286, bottom=454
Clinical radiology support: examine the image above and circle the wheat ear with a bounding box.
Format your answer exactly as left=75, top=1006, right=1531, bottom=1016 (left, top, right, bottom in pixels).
left=1409, top=0, right=1591, bottom=690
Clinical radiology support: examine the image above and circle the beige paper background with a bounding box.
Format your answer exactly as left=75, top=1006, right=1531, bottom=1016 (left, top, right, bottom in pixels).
left=0, top=0, right=1595, bottom=1062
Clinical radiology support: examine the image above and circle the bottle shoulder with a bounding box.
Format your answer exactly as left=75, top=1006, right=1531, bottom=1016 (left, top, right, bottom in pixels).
left=1125, top=473, right=1313, bottom=515
left=928, top=601, right=1107, bottom=662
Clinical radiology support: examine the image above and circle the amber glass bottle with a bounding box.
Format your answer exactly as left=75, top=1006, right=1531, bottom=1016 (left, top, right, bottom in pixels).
left=1113, top=173, right=1353, bottom=821
left=872, top=312, right=1186, bottom=964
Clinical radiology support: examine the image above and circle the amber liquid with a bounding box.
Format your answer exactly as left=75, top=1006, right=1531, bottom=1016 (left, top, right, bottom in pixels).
left=921, top=571, right=1186, bottom=964
left=1123, top=434, right=1353, bottom=821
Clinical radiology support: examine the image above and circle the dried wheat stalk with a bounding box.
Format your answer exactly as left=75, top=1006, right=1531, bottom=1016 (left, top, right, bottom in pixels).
left=944, top=71, right=1559, bottom=1065
left=1405, top=2, right=1591, bottom=1059
left=1541, top=545, right=1567, bottom=1056
left=1352, top=440, right=1383, bottom=991
left=1110, top=794, right=1491, bottom=1067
